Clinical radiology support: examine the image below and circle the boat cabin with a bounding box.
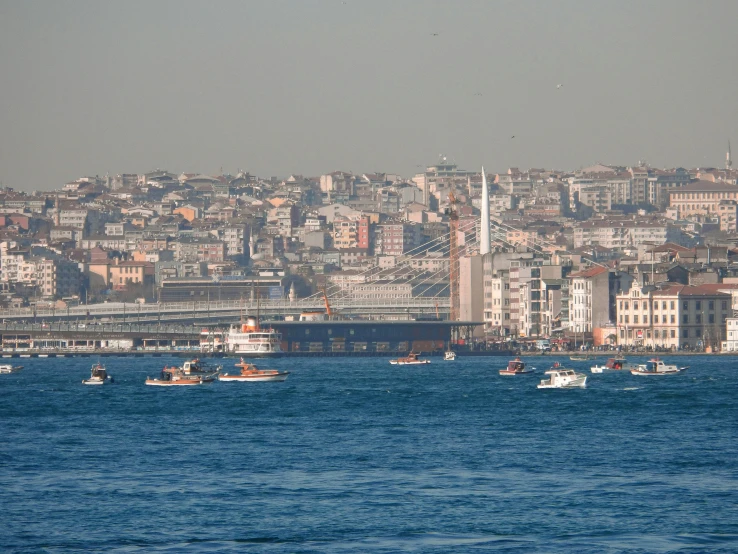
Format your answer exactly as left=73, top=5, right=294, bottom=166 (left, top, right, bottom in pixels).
left=507, top=358, right=525, bottom=372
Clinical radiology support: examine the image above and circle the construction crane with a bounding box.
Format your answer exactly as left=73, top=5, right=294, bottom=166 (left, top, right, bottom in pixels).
left=321, top=286, right=333, bottom=318
left=446, top=192, right=460, bottom=321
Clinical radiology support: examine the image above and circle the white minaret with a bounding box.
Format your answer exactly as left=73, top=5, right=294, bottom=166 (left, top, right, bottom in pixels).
left=480, top=166, right=491, bottom=255
left=727, top=140, right=733, bottom=170
left=289, top=282, right=296, bottom=302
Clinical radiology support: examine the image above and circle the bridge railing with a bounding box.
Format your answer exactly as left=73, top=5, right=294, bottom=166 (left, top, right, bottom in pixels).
left=1, top=297, right=451, bottom=320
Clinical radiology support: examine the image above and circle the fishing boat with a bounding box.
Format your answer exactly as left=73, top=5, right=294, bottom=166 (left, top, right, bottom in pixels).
left=390, top=351, right=430, bottom=365
left=569, top=353, right=593, bottom=361
left=0, top=364, right=23, bottom=374
left=180, top=359, right=222, bottom=378
left=82, top=362, right=112, bottom=385
left=630, top=358, right=688, bottom=376
left=499, top=357, right=534, bottom=376
left=145, top=366, right=208, bottom=386
left=591, top=357, right=638, bottom=373
left=537, top=364, right=587, bottom=389
left=219, top=358, right=289, bottom=382
left=444, top=351, right=456, bottom=361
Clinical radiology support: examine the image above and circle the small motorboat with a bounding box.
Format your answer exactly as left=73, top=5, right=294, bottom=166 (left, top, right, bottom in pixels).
left=591, top=357, right=637, bottom=373
left=499, top=357, right=534, bottom=376
left=390, top=351, right=430, bottom=365
left=0, top=364, right=23, bottom=374
left=444, top=351, right=456, bottom=361
left=570, top=354, right=593, bottom=361
left=630, top=358, right=688, bottom=376
left=219, top=358, right=289, bottom=382
left=145, top=366, right=209, bottom=386
left=537, top=366, right=587, bottom=389
left=82, top=362, right=112, bottom=385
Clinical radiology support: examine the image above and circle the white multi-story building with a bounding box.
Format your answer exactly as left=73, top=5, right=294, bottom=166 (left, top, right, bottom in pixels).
left=616, top=282, right=730, bottom=350
left=722, top=318, right=738, bottom=352
left=573, top=219, right=678, bottom=249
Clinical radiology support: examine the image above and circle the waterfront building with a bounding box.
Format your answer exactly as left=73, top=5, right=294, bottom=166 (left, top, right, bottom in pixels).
left=616, top=282, right=730, bottom=350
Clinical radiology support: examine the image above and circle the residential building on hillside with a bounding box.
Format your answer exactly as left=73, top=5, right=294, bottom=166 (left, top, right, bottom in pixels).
left=669, top=180, right=738, bottom=218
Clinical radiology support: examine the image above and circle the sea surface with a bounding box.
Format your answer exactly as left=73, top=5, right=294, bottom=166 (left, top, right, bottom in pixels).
left=1, top=355, right=737, bottom=553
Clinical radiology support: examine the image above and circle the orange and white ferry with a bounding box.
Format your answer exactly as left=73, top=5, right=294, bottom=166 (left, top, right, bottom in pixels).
left=219, top=358, right=290, bottom=382
left=227, top=317, right=284, bottom=358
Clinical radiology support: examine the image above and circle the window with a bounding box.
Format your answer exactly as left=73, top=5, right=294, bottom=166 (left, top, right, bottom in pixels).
left=696, top=314, right=702, bottom=324
left=709, top=301, right=714, bottom=310
left=695, top=329, right=701, bottom=338
left=682, top=314, right=689, bottom=324
left=671, top=330, right=676, bottom=338
left=670, top=301, right=675, bottom=309
left=683, top=301, right=688, bottom=310
left=620, top=301, right=623, bottom=310
left=709, top=314, right=715, bottom=324
left=634, top=315, right=639, bottom=324
left=620, top=329, right=625, bottom=339
left=662, top=301, right=667, bottom=310
left=662, top=315, right=667, bottom=324
left=634, top=301, right=639, bottom=310
left=723, top=301, right=728, bottom=310
left=625, top=315, right=629, bottom=324
left=696, top=301, right=701, bottom=310
left=682, top=329, right=689, bottom=338
left=625, top=302, right=629, bottom=310
left=671, top=315, right=675, bottom=324
left=619, top=315, right=623, bottom=323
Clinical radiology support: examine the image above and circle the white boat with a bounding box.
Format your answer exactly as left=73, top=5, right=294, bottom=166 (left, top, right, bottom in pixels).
left=591, top=357, right=639, bottom=373
left=537, top=366, right=587, bottom=389
left=569, top=354, right=593, bottom=361
left=499, top=357, right=535, bottom=376
left=82, top=362, right=112, bottom=385
left=219, top=358, right=289, bottom=382
left=444, top=351, right=456, bottom=361
left=0, top=364, right=23, bottom=374
left=390, top=351, right=430, bottom=365
left=631, top=358, right=688, bottom=376
left=226, top=317, right=284, bottom=357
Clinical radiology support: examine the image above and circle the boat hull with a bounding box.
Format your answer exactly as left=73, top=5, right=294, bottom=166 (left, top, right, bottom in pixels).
left=82, top=379, right=105, bottom=385
left=389, top=360, right=431, bottom=365
left=499, top=370, right=534, bottom=376
left=219, top=373, right=289, bottom=382
left=630, top=369, right=685, bottom=376
left=537, top=378, right=587, bottom=389
left=145, top=379, right=204, bottom=386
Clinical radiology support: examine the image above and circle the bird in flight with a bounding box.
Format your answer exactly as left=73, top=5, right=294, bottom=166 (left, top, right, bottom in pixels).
left=431, top=32, right=439, bottom=36
left=510, top=135, right=516, bottom=139
left=557, top=84, right=563, bottom=89
left=473, top=92, right=483, bottom=96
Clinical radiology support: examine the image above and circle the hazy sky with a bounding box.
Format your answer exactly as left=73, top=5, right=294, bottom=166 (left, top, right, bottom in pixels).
left=1, top=0, right=737, bottom=191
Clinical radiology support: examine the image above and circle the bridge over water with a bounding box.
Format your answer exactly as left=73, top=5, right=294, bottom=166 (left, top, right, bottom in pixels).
left=1, top=298, right=452, bottom=324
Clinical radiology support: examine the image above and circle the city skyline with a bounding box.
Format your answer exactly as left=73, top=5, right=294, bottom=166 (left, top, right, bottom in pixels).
left=2, top=0, right=738, bottom=191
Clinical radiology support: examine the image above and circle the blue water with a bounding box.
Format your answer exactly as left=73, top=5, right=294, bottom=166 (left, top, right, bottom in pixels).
left=1, top=355, right=737, bottom=553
